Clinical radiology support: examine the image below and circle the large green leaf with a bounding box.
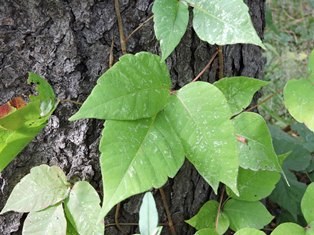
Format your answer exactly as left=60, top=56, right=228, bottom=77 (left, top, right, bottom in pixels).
left=214, top=77, right=268, bottom=115
left=23, top=203, right=67, bottom=235
left=233, top=112, right=281, bottom=172
left=64, top=181, right=103, bottom=235
left=69, top=52, right=171, bottom=121
left=152, top=0, right=189, bottom=61
left=284, top=78, right=314, bottom=132
left=235, top=228, right=266, bottom=235
left=301, top=182, right=314, bottom=224
left=186, top=200, right=229, bottom=234
left=186, top=0, right=265, bottom=49
left=0, top=165, right=70, bottom=214
left=227, top=167, right=280, bottom=201
left=139, top=192, right=159, bottom=235
left=223, top=199, right=273, bottom=231
left=0, top=73, right=57, bottom=171
left=98, top=111, right=185, bottom=218
left=164, top=82, right=239, bottom=194
left=271, top=223, right=305, bottom=235
left=195, top=228, right=220, bottom=235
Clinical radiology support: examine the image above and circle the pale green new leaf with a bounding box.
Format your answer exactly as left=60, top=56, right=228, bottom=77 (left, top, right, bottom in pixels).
left=152, top=0, right=189, bottom=61
left=0, top=165, right=70, bottom=214
left=284, top=78, right=314, bottom=132
left=69, top=52, right=171, bottom=121
left=271, top=223, right=305, bottom=235
left=301, top=182, right=314, bottom=224
left=98, top=112, right=185, bottom=218
left=23, top=204, right=67, bottom=235
left=164, top=82, right=239, bottom=194
left=186, top=0, right=265, bottom=49
left=235, top=228, right=266, bottom=235
left=64, top=181, right=103, bottom=235
left=233, top=112, right=281, bottom=171
left=186, top=200, right=229, bottom=234
left=227, top=167, right=280, bottom=201
left=214, top=77, right=268, bottom=115
left=139, top=192, right=159, bottom=235
left=223, top=199, right=273, bottom=231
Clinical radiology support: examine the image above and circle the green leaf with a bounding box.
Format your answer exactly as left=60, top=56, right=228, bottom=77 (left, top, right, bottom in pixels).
left=308, top=49, right=314, bottom=78
left=164, top=82, right=239, bottom=194
left=22, top=204, right=67, bottom=235
left=195, top=228, right=220, bottom=235
left=64, top=181, right=103, bottom=235
left=223, top=199, right=273, bottom=231
left=291, top=123, right=314, bottom=152
left=301, top=182, right=314, bottom=224
left=0, top=165, right=70, bottom=214
left=0, top=73, right=57, bottom=171
left=271, top=223, right=305, bottom=235
left=227, top=167, right=280, bottom=201
left=306, top=221, right=314, bottom=235
left=69, top=52, right=171, bottom=121
left=186, top=200, right=229, bottom=234
left=152, top=0, right=189, bottom=61
left=284, top=78, right=314, bottom=132
left=98, top=111, right=185, bottom=218
left=235, top=228, right=266, bottom=235
left=214, top=77, right=268, bottom=115
left=186, top=0, right=265, bottom=49
left=139, top=192, right=159, bottom=235
left=233, top=112, right=281, bottom=172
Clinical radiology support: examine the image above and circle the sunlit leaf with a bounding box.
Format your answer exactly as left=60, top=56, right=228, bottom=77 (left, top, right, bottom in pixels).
left=223, top=199, right=273, bottom=231
left=214, top=77, right=268, bottom=115
left=301, top=182, right=314, bottom=224
left=164, top=82, right=239, bottom=194
left=139, top=192, right=159, bottom=235
left=69, top=52, right=171, bottom=121
left=271, top=223, right=305, bottom=235
left=152, top=0, right=189, bottom=61
left=64, top=181, right=103, bottom=235
left=98, top=111, right=185, bottom=218
left=23, top=204, right=67, bottom=235
left=185, top=0, right=265, bottom=49
left=195, top=228, right=220, bottom=235
left=0, top=165, right=70, bottom=214
left=235, top=228, right=266, bottom=235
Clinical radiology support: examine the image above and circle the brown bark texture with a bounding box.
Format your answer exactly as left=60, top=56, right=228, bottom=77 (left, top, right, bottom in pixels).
left=0, top=0, right=265, bottom=234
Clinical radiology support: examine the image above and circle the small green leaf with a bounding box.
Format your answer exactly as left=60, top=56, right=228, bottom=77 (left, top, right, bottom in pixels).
left=271, top=223, right=305, bottom=235
left=235, top=228, right=266, bottom=235
left=227, top=167, right=280, bottom=201
left=164, top=82, right=239, bottom=194
left=64, top=181, right=103, bottom=235
left=186, top=0, right=265, bottom=49
left=186, top=200, right=229, bottom=234
left=223, top=199, right=273, bottom=231
left=0, top=165, right=70, bottom=214
left=139, top=192, right=159, bottom=235
left=195, top=228, right=220, bottom=235
left=23, top=204, right=67, bottom=235
left=98, top=111, right=185, bottom=218
left=306, top=221, right=314, bottom=235
left=214, top=77, right=268, bottom=115
left=233, top=112, right=281, bottom=172
left=152, top=0, right=189, bottom=61
left=284, top=78, right=314, bottom=132
left=301, top=183, right=314, bottom=224
left=69, top=52, right=171, bottom=121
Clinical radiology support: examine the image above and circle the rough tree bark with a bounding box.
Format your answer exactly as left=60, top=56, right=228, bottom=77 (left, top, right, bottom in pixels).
left=0, top=0, right=265, bottom=234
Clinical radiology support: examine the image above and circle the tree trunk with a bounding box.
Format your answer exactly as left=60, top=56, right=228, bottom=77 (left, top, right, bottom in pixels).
left=0, top=0, right=265, bottom=234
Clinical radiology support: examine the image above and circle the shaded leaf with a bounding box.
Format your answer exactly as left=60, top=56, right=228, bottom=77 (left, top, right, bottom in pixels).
left=98, top=111, right=185, bottom=218
left=0, top=165, right=70, bottom=214
left=64, top=181, right=103, bottom=235
left=223, top=199, right=273, bottom=231
left=186, top=0, right=265, bottom=48
left=152, top=0, right=189, bottom=61
left=139, top=192, right=159, bottom=235
left=186, top=200, right=229, bottom=234
left=69, top=52, right=171, bottom=121
left=235, top=228, right=266, bottom=235
left=164, top=82, right=239, bottom=194
left=23, top=204, right=66, bottom=235
left=214, top=77, right=268, bottom=115
left=233, top=112, right=281, bottom=171
left=291, top=123, right=314, bottom=152
left=301, top=182, right=314, bottom=224
left=271, top=223, right=305, bottom=235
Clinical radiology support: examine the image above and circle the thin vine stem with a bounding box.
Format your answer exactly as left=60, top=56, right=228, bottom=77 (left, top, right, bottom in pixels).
left=218, top=46, right=224, bottom=80
left=215, top=186, right=225, bottom=230
left=126, top=15, right=154, bottom=42
left=192, top=50, right=219, bottom=82
left=159, top=188, right=177, bottom=235
left=114, top=0, right=127, bottom=54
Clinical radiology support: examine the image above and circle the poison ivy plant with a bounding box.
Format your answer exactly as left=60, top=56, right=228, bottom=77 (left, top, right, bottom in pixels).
left=0, top=72, right=57, bottom=171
